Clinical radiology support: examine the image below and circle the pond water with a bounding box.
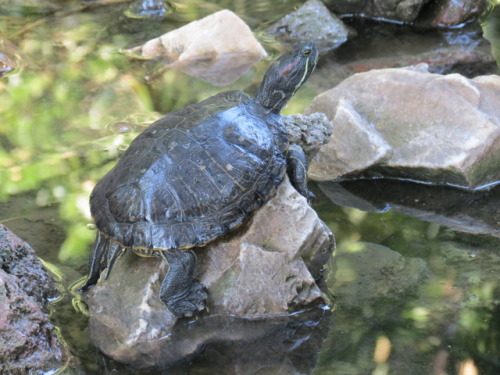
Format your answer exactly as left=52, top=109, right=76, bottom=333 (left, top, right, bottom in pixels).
left=0, top=1, right=499, bottom=374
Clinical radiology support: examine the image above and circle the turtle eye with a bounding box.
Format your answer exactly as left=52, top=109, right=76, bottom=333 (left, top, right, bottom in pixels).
left=303, top=48, right=312, bottom=56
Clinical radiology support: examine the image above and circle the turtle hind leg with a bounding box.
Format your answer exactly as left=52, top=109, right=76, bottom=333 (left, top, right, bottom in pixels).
left=286, top=144, right=315, bottom=202
left=80, top=232, right=109, bottom=291
left=159, top=250, right=207, bottom=318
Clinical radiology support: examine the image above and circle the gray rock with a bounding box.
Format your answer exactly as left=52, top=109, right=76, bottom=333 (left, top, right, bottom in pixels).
left=267, top=0, right=355, bottom=54
left=328, top=241, right=430, bottom=310
left=0, top=224, right=75, bottom=375
left=306, top=66, right=500, bottom=190
left=85, top=177, right=335, bottom=368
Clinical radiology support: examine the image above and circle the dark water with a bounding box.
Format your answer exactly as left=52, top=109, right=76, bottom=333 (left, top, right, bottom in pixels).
left=0, top=1, right=499, bottom=374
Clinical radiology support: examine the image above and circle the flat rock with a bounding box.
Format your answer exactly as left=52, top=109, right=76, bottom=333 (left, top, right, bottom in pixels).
left=306, top=66, right=500, bottom=190
left=125, top=9, right=266, bottom=86
left=85, top=177, right=335, bottom=368
left=267, top=0, right=354, bottom=54
left=0, top=224, right=74, bottom=375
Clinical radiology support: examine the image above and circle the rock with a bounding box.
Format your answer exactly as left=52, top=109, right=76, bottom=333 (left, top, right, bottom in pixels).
left=306, top=66, right=500, bottom=190
left=416, top=0, right=489, bottom=28
left=323, top=0, right=430, bottom=23
left=267, top=0, right=355, bottom=54
left=309, top=22, right=497, bottom=90
left=0, top=224, right=58, bottom=308
left=319, top=180, right=500, bottom=238
left=328, top=241, right=430, bottom=311
left=283, top=112, right=333, bottom=162
left=85, top=176, right=335, bottom=368
left=125, top=10, right=267, bottom=86
left=0, top=224, right=74, bottom=375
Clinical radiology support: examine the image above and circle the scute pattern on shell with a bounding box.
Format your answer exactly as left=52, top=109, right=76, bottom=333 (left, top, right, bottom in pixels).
left=91, top=90, right=289, bottom=251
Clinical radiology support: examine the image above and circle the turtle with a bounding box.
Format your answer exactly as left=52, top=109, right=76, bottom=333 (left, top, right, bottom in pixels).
left=80, top=41, right=319, bottom=318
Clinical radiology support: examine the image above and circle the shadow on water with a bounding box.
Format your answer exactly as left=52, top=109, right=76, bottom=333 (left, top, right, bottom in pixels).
left=0, top=0, right=499, bottom=374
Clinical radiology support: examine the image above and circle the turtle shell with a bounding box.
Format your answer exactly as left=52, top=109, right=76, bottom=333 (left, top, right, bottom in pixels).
left=90, top=90, right=289, bottom=251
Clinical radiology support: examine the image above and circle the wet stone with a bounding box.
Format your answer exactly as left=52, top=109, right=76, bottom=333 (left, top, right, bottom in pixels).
left=267, top=0, right=355, bottom=54
left=0, top=224, right=75, bottom=374
left=84, top=177, right=335, bottom=369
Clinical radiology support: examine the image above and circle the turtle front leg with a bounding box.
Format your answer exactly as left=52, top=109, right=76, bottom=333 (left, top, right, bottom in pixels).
left=160, top=250, right=207, bottom=318
left=286, top=144, right=315, bottom=202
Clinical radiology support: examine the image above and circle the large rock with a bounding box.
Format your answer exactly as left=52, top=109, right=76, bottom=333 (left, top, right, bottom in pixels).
left=0, top=224, right=74, bottom=375
left=85, top=177, right=335, bottom=369
left=125, top=9, right=267, bottom=85
left=267, top=0, right=354, bottom=54
left=306, top=66, right=500, bottom=190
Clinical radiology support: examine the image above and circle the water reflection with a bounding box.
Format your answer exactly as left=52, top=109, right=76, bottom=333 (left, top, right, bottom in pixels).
left=124, top=0, right=173, bottom=20
left=319, top=179, right=500, bottom=237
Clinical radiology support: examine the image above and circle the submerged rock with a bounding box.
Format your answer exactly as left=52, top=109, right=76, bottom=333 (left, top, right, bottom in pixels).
left=307, top=66, right=500, bottom=190
left=125, top=9, right=267, bottom=85
left=0, top=224, right=74, bottom=374
left=85, top=177, right=335, bottom=368
left=267, top=0, right=355, bottom=54
left=328, top=241, right=430, bottom=311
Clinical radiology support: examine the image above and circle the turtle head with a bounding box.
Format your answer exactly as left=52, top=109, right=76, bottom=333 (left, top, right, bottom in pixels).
left=256, top=41, right=318, bottom=113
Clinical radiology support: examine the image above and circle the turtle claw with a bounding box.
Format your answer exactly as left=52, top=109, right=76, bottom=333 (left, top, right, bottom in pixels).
left=165, top=282, right=207, bottom=317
